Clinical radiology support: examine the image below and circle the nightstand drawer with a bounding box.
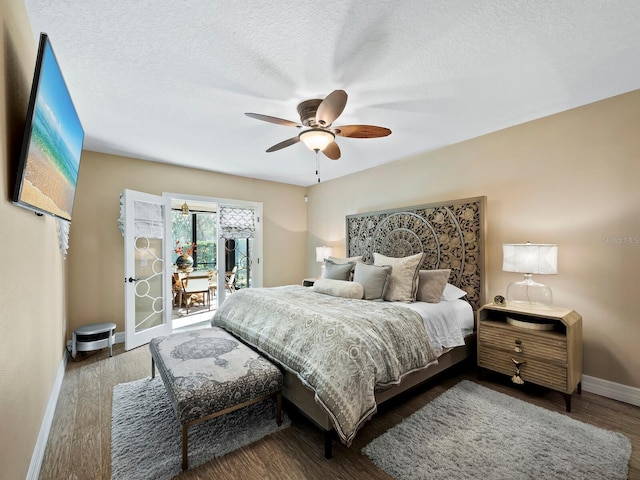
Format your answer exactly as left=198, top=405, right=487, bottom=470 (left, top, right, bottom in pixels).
left=478, top=346, right=568, bottom=392
left=479, top=320, right=566, bottom=363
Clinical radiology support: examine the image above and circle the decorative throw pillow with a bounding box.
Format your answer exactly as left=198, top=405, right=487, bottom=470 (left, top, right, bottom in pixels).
left=373, top=252, right=424, bottom=302
left=416, top=269, right=451, bottom=303
left=313, top=278, right=364, bottom=299
left=327, top=255, right=363, bottom=280
left=327, top=255, right=364, bottom=265
left=322, top=259, right=354, bottom=281
left=442, top=283, right=468, bottom=301
left=353, top=262, right=392, bottom=301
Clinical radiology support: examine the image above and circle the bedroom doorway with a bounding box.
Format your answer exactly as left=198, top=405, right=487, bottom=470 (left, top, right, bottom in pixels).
left=165, top=193, right=263, bottom=331
left=122, top=190, right=262, bottom=348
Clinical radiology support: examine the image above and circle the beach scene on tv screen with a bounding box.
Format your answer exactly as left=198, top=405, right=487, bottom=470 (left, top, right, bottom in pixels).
left=20, top=39, right=83, bottom=221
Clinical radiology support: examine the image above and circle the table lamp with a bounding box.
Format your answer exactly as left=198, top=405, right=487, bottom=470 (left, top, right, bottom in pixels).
left=503, top=242, right=558, bottom=306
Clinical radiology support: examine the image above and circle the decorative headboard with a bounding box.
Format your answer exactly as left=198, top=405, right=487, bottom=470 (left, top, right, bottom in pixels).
left=346, top=196, right=486, bottom=311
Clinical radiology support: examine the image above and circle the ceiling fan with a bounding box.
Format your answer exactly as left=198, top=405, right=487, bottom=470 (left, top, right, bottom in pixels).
left=245, top=90, right=392, bottom=161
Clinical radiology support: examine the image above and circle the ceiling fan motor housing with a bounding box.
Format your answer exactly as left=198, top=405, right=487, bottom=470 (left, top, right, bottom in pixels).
left=297, top=99, right=323, bottom=127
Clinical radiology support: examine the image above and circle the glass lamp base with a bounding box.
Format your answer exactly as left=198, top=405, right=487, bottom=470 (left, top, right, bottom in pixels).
left=506, top=275, right=553, bottom=307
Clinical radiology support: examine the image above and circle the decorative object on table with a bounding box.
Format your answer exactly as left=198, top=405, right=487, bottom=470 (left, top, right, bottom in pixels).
left=174, top=241, right=196, bottom=270
left=493, top=294, right=506, bottom=306
left=362, top=380, right=631, bottom=480
left=503, top=242, right=558, bottom=306
left=477, top=302, right=582, bottom=411
left=111, top=376, right=290, bottom=480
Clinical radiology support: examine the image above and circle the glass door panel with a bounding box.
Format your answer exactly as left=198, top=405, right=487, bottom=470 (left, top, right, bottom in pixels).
left=124, top=190, right=171, bottom=350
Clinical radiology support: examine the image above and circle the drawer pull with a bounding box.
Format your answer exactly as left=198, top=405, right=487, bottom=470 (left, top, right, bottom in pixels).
left=511, top=357, right=527, bottom=385
left=514, top=339, right=523, bottom=353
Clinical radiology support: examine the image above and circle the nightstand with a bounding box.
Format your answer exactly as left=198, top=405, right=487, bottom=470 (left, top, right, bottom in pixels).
left=477, top=303, right=582, bottom=411
left=302, top=278, right=318, bottom=287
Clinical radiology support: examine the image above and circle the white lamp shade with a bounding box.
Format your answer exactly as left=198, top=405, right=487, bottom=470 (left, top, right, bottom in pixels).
left=503, top=243, right=558, bottom=274
left=299, top=129, right=335, bottom=152
left=316, top=246, right=334, bottom=262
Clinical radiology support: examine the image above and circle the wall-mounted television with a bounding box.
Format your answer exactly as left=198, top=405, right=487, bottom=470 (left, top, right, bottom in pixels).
left=13, top=33, right=84, bottom=222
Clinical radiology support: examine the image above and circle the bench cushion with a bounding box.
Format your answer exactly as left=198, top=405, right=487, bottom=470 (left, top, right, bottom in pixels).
left=149, top=327, right=282, bottom=425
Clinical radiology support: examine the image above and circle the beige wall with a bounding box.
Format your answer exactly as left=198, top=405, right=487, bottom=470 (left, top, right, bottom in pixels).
left=67, top=151, right=307, bottom=334
left=0, top=0, right=68, bottom=478
left=307, top=90, right=640, bottom=389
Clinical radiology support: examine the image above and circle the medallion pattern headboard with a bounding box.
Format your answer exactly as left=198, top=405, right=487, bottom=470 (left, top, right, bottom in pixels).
left=346, top=196, right=486, bottom=311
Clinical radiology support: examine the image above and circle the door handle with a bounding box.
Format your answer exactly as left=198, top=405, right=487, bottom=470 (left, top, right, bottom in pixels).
left=127, top=277, right=139, bottom=283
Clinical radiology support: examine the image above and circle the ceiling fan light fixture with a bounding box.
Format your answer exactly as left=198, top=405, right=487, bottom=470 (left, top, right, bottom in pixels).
left=299, top=128, right=335, bottom=152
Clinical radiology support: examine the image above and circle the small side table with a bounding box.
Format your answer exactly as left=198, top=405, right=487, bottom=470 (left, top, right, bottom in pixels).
left=477, top=303, right=582, bottom=411
left=72, top=322, right=116, bottom=360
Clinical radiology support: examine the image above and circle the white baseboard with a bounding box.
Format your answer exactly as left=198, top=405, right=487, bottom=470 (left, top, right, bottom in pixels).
left=582, top=375, right=640, bottom=407
left=27, top=352, right=67, bottom=480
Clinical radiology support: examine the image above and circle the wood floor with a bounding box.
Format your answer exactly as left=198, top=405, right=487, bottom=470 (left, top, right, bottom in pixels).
left=40, top=342, right=640, bottom=480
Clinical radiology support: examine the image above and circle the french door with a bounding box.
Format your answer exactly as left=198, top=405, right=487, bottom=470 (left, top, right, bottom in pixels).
left=123, top=189, right=171, bottom=350
left=123, top=190, right=263, bottom=350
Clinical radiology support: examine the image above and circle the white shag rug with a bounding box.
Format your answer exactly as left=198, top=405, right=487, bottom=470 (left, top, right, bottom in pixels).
left=363, top=380, right=631, bottom=480
left=111, top=376, right=289, bottom=480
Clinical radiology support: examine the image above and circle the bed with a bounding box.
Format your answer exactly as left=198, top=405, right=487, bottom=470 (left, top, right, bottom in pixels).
left=212, top=196, right=486, bottom=457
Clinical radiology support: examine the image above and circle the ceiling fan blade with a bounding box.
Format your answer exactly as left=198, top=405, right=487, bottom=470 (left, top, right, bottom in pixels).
left=315, top=90, right=348, bottom=127
left=245, top=112, right=301, bottom=128
left=266, top=136, right=300, bottom=152
left=322, top=141, right=341, bottom=160
left=334, top=125, right=392, bottom=138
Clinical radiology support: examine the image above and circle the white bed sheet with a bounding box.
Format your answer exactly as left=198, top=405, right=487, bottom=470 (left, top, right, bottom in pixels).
left=393, top=299, right=474, bottom=354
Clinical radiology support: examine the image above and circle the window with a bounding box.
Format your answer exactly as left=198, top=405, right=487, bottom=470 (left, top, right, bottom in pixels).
left=171, top=210, right=217, bottom=270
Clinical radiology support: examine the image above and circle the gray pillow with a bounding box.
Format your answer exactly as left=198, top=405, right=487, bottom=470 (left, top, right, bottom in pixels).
left=327, top=255, right=362, bottom=280
left=327, top=255, right=364, bottom=265
left=353, top=262, right=392, bottom=301
left=416, top=269, right=451, bottom=303
left=322, top=259, right=354, bottom=281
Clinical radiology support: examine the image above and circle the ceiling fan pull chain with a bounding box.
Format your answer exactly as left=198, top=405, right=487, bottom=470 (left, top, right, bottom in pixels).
left=315, top=150, right=321, bottom=183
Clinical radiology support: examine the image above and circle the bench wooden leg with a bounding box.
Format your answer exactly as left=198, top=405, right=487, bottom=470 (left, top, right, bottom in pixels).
left=276, top=393, right=282, bottom=426
left=182, top=425, right=189, bottom=470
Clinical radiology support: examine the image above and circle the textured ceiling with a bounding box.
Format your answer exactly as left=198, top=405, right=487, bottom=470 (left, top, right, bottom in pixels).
left=25, top=0, right=640, bottom=186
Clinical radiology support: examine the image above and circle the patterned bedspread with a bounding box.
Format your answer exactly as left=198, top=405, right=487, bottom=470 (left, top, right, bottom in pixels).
left=212, top=285, right=437, bottom=445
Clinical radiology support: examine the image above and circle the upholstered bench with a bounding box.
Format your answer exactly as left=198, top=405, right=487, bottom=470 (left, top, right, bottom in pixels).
left=149, top=327, right=283, bottom=470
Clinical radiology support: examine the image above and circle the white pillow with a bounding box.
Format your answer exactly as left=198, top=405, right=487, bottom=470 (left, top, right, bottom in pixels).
left=373, top=252, right=424, bottom=302
left=441, top=283, right=467, bottom=301
left=313, top=278, right=364, bottom=299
